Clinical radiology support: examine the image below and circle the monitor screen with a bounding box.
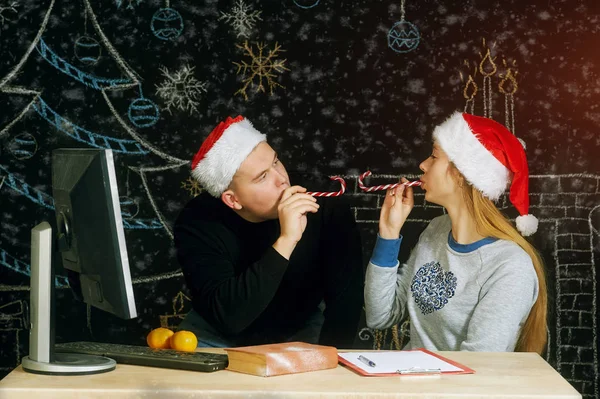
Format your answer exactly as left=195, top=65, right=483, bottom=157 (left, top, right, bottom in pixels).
left=52, top=148, right=137, bottom=320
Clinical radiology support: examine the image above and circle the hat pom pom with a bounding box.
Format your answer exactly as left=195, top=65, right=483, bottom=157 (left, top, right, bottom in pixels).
left=516, top=214, right=538, bottom=236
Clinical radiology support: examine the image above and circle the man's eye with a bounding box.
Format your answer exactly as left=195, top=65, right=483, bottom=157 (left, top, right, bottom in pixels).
left=259, top=172, right=267, bottom=180
left=274, top=159, right=279, bottom=165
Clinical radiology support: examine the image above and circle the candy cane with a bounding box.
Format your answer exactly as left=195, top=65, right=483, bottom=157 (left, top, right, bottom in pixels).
left=358, top=170, right=422, bottom=192
left=306, top=176, right=346, bottom=197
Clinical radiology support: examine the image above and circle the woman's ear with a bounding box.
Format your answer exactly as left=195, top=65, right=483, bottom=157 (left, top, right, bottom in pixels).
left=456, top=172, right=465, bottom=188
left=448, top=163, right=465, bottom=188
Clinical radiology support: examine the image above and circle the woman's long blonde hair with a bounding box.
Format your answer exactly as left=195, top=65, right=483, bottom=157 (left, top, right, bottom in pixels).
left=455, top=170, right=548, bottom=354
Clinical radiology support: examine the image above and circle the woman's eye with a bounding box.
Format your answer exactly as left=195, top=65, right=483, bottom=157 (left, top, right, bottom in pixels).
left=259, top=173, right=267, bottom=180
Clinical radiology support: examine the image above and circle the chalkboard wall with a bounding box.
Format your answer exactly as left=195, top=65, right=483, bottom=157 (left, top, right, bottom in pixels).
left=0, top=1, right=597, bottom=397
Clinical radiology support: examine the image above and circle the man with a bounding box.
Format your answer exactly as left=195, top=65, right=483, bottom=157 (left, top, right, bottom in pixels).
left=174, top=115, right=364, bottom=348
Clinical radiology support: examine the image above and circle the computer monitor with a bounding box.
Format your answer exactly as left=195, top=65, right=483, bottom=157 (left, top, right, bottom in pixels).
left=21, top=148, right=137, bottom=375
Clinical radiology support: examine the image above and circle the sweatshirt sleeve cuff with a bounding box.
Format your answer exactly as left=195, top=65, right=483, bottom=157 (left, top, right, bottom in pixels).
left=370, top=234, right=402, bottom=267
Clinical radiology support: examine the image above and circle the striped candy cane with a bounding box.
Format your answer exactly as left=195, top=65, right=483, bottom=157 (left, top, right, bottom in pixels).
left=306, top=176, right=347, bottom=197
left=358, top=170, right=422, bottom=192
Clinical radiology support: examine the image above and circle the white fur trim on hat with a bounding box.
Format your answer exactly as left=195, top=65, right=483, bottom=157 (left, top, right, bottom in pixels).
left=433, top=112, right=511, bottom=201
left=516, top=214, right=538, bottom=236
left=191, top=119, right=266, bottom=197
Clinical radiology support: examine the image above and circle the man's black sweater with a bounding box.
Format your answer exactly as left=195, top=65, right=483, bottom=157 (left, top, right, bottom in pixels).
left=174, top=192, right=364, bottom=348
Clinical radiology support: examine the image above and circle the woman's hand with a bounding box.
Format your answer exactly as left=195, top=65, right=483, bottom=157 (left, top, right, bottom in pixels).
left=379, top=177, right=414, bottom=239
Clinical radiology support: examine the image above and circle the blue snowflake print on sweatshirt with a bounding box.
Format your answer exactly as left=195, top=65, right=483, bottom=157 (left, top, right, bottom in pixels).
left=410, top=261, right=457, bottom=315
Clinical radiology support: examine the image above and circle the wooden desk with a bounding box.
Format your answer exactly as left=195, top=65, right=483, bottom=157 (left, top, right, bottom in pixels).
left=0, top=350, right=581, bottom=398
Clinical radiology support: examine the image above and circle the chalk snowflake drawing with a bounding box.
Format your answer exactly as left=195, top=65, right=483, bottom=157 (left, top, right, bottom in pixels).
left=181, top=177, right=203, bottom=197
left=218, top=0, right=261, bottom=38
left=155, top=65, right=207, bottom=115
left=0, top=1, right=18, bottom=26
left=233, top=41, right=289, bottom=101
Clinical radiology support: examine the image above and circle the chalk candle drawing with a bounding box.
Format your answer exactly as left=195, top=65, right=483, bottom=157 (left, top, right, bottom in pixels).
left=459, top=64, right=478, bottom=115
left=499, top=59, right=519, bottom=136
left=155, top=65, right=207, bottom=115
left=233, top=41, right=289, bottom=101
left=151, top=0, right=184, bottom=41
left=479, top=40, right=497, bottom=119
left=460, top=40, right=523, bottom=146
left=219, top=0, right=262, bottom=38
left=388, top=0, right=420, bottom=54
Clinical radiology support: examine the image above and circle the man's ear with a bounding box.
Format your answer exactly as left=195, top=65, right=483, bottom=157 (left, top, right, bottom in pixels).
left=221, top=189, right=242, bottom=210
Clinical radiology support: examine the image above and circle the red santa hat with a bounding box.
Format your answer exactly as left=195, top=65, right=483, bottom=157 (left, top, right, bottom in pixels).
left=191, top=115, right=266, bottom=197
left=433, top=112, right=538, bottom=236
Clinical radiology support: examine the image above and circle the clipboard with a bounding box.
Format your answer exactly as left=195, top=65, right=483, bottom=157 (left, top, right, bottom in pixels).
left=338, top=348, right=475, bottom=377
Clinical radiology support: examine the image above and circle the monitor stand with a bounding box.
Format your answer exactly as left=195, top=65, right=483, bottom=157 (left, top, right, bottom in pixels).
left=21, top=222, right=116, bottom=375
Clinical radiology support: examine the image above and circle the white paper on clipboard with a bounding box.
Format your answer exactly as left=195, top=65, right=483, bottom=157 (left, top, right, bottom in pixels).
left=338, top=349, right=472, bottom=375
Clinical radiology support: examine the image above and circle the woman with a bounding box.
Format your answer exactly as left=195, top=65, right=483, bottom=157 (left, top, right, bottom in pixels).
left=365, top=112, right=547, bottom=353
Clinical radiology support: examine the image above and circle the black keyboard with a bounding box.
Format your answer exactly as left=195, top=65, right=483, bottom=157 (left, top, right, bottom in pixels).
left=55, top=341, right=228, bottom=372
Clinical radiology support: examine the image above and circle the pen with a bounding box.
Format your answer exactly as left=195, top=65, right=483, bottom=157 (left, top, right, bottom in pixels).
left=357, top=355, right=376, bottom=367
left=396, top=367, right=441, bottom=375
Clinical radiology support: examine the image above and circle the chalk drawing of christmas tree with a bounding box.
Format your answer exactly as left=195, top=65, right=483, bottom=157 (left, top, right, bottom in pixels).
left=0, top=0, right=188, bottom=289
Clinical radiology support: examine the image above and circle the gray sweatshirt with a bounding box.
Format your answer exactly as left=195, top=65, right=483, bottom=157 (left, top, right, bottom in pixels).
left=365, top=215, right=539, bottom=352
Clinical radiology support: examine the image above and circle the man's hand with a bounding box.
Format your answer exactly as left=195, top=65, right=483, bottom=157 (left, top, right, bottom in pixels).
left=379, top=177, right=414, bottom=239
left=273, top=186, right=319, bottom=259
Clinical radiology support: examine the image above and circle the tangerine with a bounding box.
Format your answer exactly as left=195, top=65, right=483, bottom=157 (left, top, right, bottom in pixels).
left=169, top=330, right=198, bottom=352
left=146, top=327, right=174, bottom=349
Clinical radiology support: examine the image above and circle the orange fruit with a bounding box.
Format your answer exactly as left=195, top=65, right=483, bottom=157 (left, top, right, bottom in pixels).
left=146, top=327, right=174, bottom=349
left=169, top=330, right=198, bottom=352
